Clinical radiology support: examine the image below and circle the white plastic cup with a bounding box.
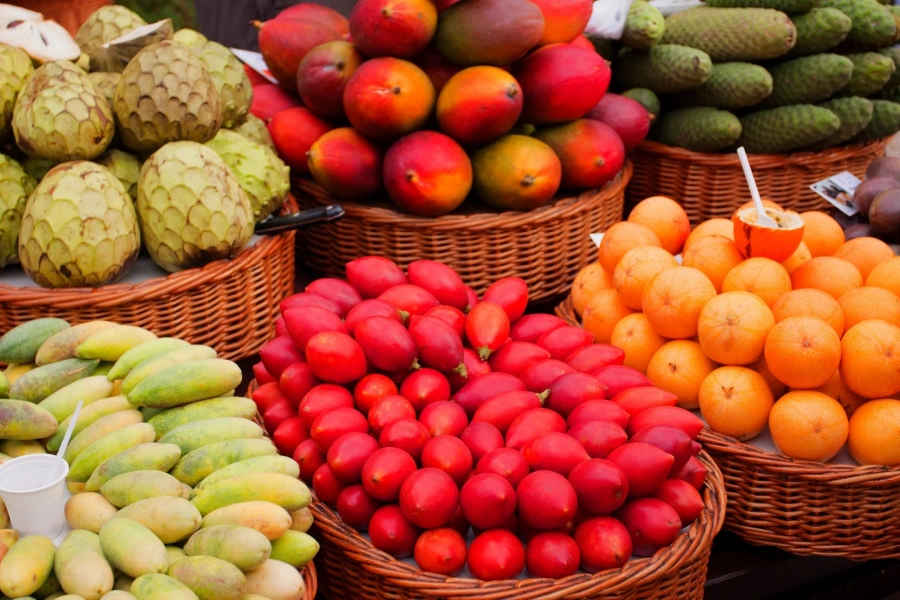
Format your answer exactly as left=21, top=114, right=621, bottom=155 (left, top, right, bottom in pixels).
left=0, top=454, right=68, bottom=538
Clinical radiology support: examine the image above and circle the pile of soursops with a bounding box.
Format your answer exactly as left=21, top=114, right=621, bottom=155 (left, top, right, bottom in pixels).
left=0, top=5, right=289, bottom=289
left=596, top=0, right=900, bottom=154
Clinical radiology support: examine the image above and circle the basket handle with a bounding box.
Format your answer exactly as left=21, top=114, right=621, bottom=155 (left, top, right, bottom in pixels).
left=255, top=204, right=345, bottom=234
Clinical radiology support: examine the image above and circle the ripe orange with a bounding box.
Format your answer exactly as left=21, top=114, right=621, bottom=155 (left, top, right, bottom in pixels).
left=764, top=316, right=842, bottom=389
left=799, top=211, right=845, bottom=257
left=768, top=390, right=849, bottom=462
left=848, top=399, right=900, bottom=466
left=613, top=246, right=678, bottom=311
left=771, top=288, right=844, bottom=338
left=866, top=257, right=900, bottom=298
left=581, top=289, right=634, bottom=344
left=698, top=366, right=774, bottom=441
left=840, top=319, right=900, bottom=399
left=781, top=241, right=812, bottom=275
left=832, top=237, right=895, bottom=280
left=790, top=256, right=863, bottom=301
left=684, top=218, right=734, bottom=252
left=735, top=199, right=784, bottom=214
left=646, top=340, right=717, bottom=410
left=642, top=266, right=718, bottom=339
left=628, top=196, right=691, bottom=255
left=697, top=291, right=776, bottom=366
left=809, top=371, right=866, bottom=417
left=721, top=257, right=792, bottom=307
left=571, top=262, right=614, bottom=316
left=681, top=235, right=745, bottom=293
left=838, top=287, right=900, bottom=329
left=610, top=313, right=667, bottom=373
left=597, top=221, right=662, bottom=274
left=749, top=356, right=788, bottom=399
left=733, top=207, right=805, bottom=262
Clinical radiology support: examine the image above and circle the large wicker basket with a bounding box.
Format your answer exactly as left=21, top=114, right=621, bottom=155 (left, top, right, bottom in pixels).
left=627, top=140, right=888, bottom=225
left=0, top=198, right=298, bottom=361
left=9, top=0, right=111, bottom=35
left=292, top=162, right=631, bottom=303
left=302, top=561, right=318, bottom=599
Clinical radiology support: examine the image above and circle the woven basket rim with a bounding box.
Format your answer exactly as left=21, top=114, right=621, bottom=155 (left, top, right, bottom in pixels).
left=303, top=561, right=318, bottom=599
left=0, top=196, right=299, bottom=309
left=635, top=139, right=888, bottom=168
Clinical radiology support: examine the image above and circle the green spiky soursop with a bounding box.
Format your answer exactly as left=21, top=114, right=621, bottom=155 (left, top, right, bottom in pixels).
left=113, top=41, right=222, bottom=154
left=806, top=97, right=874, bottom=150
left=760, top=54, right=854, bottom=109
left=705, top=0, right=814, bottom=11
left=75, top=5, right=147, bottom=54
left=653, top=107, right=742, bottom=152
left=235, top=114, right=274, bottom=150
left=839, top=53, right=896, bottom=97
left=614, top=45, right=712, bottom=94
left=879, top=47, right=900, bottom=89
left=18, top=161, right=140, bottom=288
left=0, top=45, right=34, bottom=139
left=662, top=8, right=797, bottom=62
left=621, top=2, right=665, bottom=49
left=206, top=130, right=288, bottom=221
left=670, top=63, right=773, bottom=109
left=739, top=105, right=841, bottom=153
left=0, top=154, right=36, bottom=268
left=96, top=149, right=141, bottom=200
left=819, top=0, right=895, bottom=47
left=851, top=99, right=900, bottom=141
left=137, top=142, right=254, bottom=272
left=786, top=9, right=852, bottom=58
left=185, top=40, right=253, bottom=129
left=87, top=72, right=120, bottom=105
left=12, top=61, right=114, bottom=161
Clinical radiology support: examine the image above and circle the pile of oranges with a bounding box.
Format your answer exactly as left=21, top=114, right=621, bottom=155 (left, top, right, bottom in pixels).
left=571, top=196, right=900, bottom=466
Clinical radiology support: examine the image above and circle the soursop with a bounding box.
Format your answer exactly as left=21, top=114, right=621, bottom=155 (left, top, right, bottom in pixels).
left=235, top=114, right=275, bottom=150
left=23, top=158, right=56, bottom=182
left=184, top=39, right=253, bottom=129
left=137, top=141, right=253, bottom=272
left=0, top=154, right=35, bottom=268
left=205, top=130, right=289, bottom=222
left=87, top=71, right=120, bottom=105
left=75, top=5, right=147, bottom=54
left=851, top=99, right=900, bottom=141
left=89, top=19, right=174, bottom=73
left=818, top=0, right=895, bottom=48
left=622, top=88, right=661, bottom=118
left=805, top=97, right=875, bottom=150
left=614, top=45, right=712, bottom=94
left=760, top=54, right=854, bottom=109
left=621, top=1, right=665, bottom=49
left=839, top=53, right=896, bottom=97
left=113, top=41, right=222, bottom=154
left=653, top=107, right=742, bottom=152
left=18, top=161, right=140, bottom=288
left=12, top=60, right=114, bottom=161
left=739, top=105, right=841, bottom=153
left=0, top=45, right=33, bottom=139
left=96, top=149, right=141, bottom=200
left=662, top=7, right=797, bottom=62
left=786, top=9, right=852, bottom=58
left=879, top=47, right=900, bottom=89
left=669, top=62, right=773, bottom=109
left=705, top=0, right=815, bottom=11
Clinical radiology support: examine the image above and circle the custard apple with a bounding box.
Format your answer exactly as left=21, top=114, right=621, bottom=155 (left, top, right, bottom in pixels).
left=18, top=161, right=140, bottom=288
left=87, top=71, right=120, bottom=105
left=75, top=5, right=147, bottom=54
left=113, top=41, right=222, bottom=154
left=206, top=130, right=289, bottom=221
left=12, top=61, right=114, bottom=161
left=0, top=44, right=33, bottom=139
left=137, top=141, right=254, bottom=272
left=185, top=39, right=253, bottom=128
left=235, top=114, right=274, bottom=150
left=23, top=157, right=57, bottom=183
left=96, top=149, right=140, bottom=200
left=172, top=28, right=209, bottom=48
left=0, top=154, right=36, bottom=268
left=89, top=19, right=174, bottom=74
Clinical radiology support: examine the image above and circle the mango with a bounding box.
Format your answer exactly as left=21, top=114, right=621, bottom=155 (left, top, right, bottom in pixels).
left=101, top=470, right=191, bottom=508
left=35, top=321, right=117, bottom=366
left=92, top=362, right=115, bottom=377
left=39, top=376, right=116, bottom=422
left=85, top=443, right=182, bottom=492
left=69, top=423, right=156, bottom=482
left=0, top=530, right=19, bottom=548
left=0, top=535, right=55, bottom=597
left=65, top=493, right=118, bottom=533
left=167, top=556, right=245, bottom=600
left=270, top=531, right=318, bottom=568
left=55, top=530, right=114, bottom=600
left=130, top=574, right=198, bottom=600
left=171, top=439, right=277, bottom=487
left=243, top=560, right=305, bottom=600
left=147, top=397, right=257, bottom=439
left=99, top=518, right=168, bottom=578
left=0, top=399, right=57, bottom=440
left=107, top=339, right=189, bottom=382
left=160, top=417, right=264, bottom=456
left=0, top=371, right=7, bottom=398
left=120, top=346, right=217, bottom=396
left=0, top=439, right=45, bottom=456
left=76, top=326, right=157, bottom=362
left=113, top=497, right=202, bottom=544
left=200, top=502, right=292, bottom=541
left=127, top=359, right=243, bottom=409
left=289, top=508, right=314, bottom=533
left=64, top=410, right=144, bottom=465
left=192, top=474, right=311, bottom=516
left=4, top=362, right=36, bottom=385
left=165, top=546, right=186, bottom=568
left=101, top=593, right=138, bottom=600
left=0, top=318, right=70, bottom=364
left=195, top=456, right=300, bottom=494
left=10, top=358, right=99, bottom=402
left=184, top=525, right=271, bottom=572
left=50, top=396, right=132, bottom=452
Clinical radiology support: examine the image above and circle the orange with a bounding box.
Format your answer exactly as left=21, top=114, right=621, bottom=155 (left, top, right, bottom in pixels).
left=642, top=266, right=717, bottom=339
left=866, top=257, right=900, bottom=298
left=681, top=235, right=744, bottom=293
left=732, top=207, right=805, bottom=262
left=763, top=316, right=842, bottom=389
left=597, top=221, right=662, bottom=274
left=848, top=399, right=900, bottom=466
left=832, top=237, right=895, bottom=279
left=721, top=257, right=792, bottom=307
left=768, top=390, right=849, bottom=462
left=684, top=218, right=734, bottom=252
left=749, top=356, right=788, bottom=399
left=646, top=340, right=717, bottom=410
left=808, top=370, right=866, bottom=417
left=735, top=199, right=784, bottom=214
left=838, top=286, right=900, bottom=329
left=771, top=288, right=844, bottom=337
left=697, top=291, right=775, bottom=366
left=581, top=289, right=634, bottom=344
left=698, top=366, right=774, bottom=440
left=611, top=313, right=667, bottom=373
left=628, top=196, right=691, bottom=255
left=790, top=256, right=863, bottom=301
left=613, top=246, right=678, bottom=310
left=799, top=211, right=845, bottom=257
left=781, top=241, right=812, bottom=275
left=571, top=262, right=614, bottom=316
left=840, top=319, right=900, bottom=399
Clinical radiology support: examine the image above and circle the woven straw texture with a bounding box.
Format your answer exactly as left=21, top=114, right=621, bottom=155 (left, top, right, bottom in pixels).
left=556, top=295, right=581, bottom=326
left=0, top=197, right=298, bottom=362
left=292, top=162, right=631, bottom=303
left=627, top=140, right=888, bottom=225
left=10, top=0, right=111, bottom=35
left=302, top=561, right=318, bottom=599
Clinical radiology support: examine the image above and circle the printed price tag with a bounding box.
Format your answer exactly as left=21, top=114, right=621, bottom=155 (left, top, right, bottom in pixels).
left=584, top=0, right=634, bottom=39
left=230, top=49, right=279, bottom=84
left=810, top=171, right=861, bottom=217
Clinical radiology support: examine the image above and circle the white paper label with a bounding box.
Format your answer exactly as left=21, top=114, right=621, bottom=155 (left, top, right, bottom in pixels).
left=649, top=0, right=704, bottom=15
left=810, top=171, right=861, bottom=216
left=230, top=48, right=279, bottom=84
left=585, top=0, right=635, bottom=39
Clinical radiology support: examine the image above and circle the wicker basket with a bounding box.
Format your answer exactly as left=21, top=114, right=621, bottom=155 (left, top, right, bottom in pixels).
left=292, top=162, right=631, bottom=303
left=302, top=562, right=318, bottom=599
left=0, top=197, right=298, bottom=362
left=9, top=0, right=111, bottom=35
left=627, top=140, right=888, bottom=225
left=556, top=295, right=581, bottom=327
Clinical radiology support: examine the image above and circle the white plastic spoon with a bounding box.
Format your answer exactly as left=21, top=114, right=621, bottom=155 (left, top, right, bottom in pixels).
left=737, top=147, right=778, bottom=229
left=44, top=400, right=82, bottom=486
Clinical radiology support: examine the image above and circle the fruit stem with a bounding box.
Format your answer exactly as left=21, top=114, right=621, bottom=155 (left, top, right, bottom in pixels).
left=410, top=358, right=421, bottom=371
left=453, top=363, right=468, bottom=378
left=398, top=309, right=410, bottom=323
left=477, top=346, right=492, bottom=361
left=251, top=20, right=263, bottom=30
left=536, top=389, right=550, bottom=405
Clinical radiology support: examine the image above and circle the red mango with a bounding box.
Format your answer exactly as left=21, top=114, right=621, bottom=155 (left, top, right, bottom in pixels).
left=407, top=260, right=468, bottom=310
left=280, top=292, right=342, bottom=316
left=565, top=344, right=625, bottom=373
left=449, top=348, right=490, bottom=392
left=279, top=362, right=320, bottom=407
left=566, top=399, right=630, bottom=429
left=310, top=407, right=370, bottom=452
left=306, top=278, right=362, bottom=317
left=545, top=372, right=606, bottom=417
left=630, top=426, right=694, bottom=472
left=608, top=442, right=674, bottom=497
left=452, top=372, right=526, bottom=416
left=482, top=277, right=529, bottom=322
left=255, top=18, right=340, bottom=89
left=627, top=406, right=704, bottom=440
left=283, top=305, right=348, bottom=350
left=472, top=390, right=544, bottom=433
left=259, top=336, right=305, bottom=380
left=592, top=365, right=653, bottom=398
left=488, top=341, right=550, bottom=377
left=536, top=326, right=593, bottom=361
left=615, top=498, right=681, bottom=557
left=567, top=419, right=628, bottom=459
left=253, top=362, right=275, bottom=386
left=346, top=256, right=408, bottom=299
left=465, top=302, right=511, bottom=360
left=424, top=305, right=466, bottom=337
left=305, top=332, right=368, bottom=384
left=345, top=299, right=402, bottom=336
left=399, top=368, right=451, bottom=412
left=509, top=313, right=566, bottom=343
left=355, top=316, right=419, bottom=373
left=299, top=384, right=355, bottom=429
left=505, top=408, right=566, bottom=451
left=522, top=432, right=590, bottom=476
left=612, top=386, right=678, bottom=417
left=408, top=315, right=466, bottom=376
left=379, top=285, right=440, bottom=319
left=250, top=83, right=303, bottom=121
left=519, top=359, right=576, bottom=393
left=353, top=374, right=398, bottom=416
